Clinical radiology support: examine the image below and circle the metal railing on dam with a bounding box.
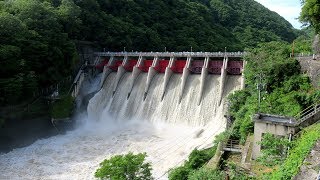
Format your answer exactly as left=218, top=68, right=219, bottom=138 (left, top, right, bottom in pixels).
left=94, top=51, right=245, bottom=58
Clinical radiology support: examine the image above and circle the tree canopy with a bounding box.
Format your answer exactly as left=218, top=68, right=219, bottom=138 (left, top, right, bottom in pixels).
left=95, top=152, right=153, bottom=180
left=300, top=0, right=320, bottom=33
left=70, top=0, right=297, bottom=51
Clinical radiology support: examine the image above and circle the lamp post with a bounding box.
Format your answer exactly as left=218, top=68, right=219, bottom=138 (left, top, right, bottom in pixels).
left=165, top=46, right=166, bottom=52
left=191, top=46, right=193, bottom=52
left=124, top=47, right=126, bottom=52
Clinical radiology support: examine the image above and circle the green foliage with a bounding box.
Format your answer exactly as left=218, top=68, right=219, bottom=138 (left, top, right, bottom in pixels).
left=187, top=163, right=253, bottom=180
left=51, top=95, right=74, bottom=119
left=187, top=162, right=253, bottom=180
left=244, top=41, right=297, bottom=91
left=82, top=0, right=296, bottom=51
left=257, top=133, right=291, bottom=167
left=188, top=148, right=216, bottom=169
left=309, top=89, right=320, bottom=103
left=188, top=167, right=225, bottom=180
left=229, top=93, right=257, bottom=142
left=228, top=41, right=318, bottom=143
left=294, top=35, right=313, bottom=54
left=213, top=130, right=231, bottom=144
left=225, top=162, right=255, bottom=180
left=0, top=0, right=78, bottom=105
left=95, top=152, right=152, bottom=180
left=300, top=0, right=320, bottom=33
left=228, top=90, right=251, bottom=116
left=269, top=124, right=320, bottom=179
left=225, top=0, right=296, bottom=47
left=168, top=166, right=189, bottom=180
left=168, top=148, right=216, bottom=180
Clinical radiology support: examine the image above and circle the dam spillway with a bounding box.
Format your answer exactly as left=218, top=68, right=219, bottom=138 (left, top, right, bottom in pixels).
left=0, top=52, right=244, bottom=180
left=86, top=69, right=242, bottom=178
left=86, top=51, right=244, bottom=178
left=95, top=51, right=244, bottom=107
left=89, top=73, right=242, bottom=126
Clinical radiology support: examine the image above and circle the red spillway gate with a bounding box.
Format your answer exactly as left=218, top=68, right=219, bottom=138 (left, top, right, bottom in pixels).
left=190, top=60, right=204, bottom=74
left=95, top=59, right=109, bottom=71
left=139, top=60, right=153, bottom=72
left=124, top=60, right=138, bottom=71
left=227, top=61, right=243, bottom=75
left=109, top=61, right=122, bottom=71
left=155, top=60, right=169, bottom=73
left=95, top=58, right=243, bottom=74
left=171, top=60, right=186, bottom=73
left=208, top=61, right=223, bottom=74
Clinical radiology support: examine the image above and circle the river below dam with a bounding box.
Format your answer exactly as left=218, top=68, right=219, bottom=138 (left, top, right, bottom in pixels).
left=0, top=73, right=241, bottom=179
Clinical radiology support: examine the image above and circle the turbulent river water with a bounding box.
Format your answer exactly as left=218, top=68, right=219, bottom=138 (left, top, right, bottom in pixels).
left=0, top=72, right=241, bottom=179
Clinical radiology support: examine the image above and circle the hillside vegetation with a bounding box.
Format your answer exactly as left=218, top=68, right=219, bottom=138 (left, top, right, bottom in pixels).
left=72, top=0, right=297, bottom=51
left=269, top=123, right=320, bottom=179
left=0, top=0, right=297, bottom=105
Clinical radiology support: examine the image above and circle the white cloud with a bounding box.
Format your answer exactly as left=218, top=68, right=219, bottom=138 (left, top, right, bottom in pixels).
left=255, top=0, right=302, bottom=29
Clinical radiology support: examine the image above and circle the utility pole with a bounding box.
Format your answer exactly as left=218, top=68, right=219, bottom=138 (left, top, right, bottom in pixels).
left=256, top=73, right=265, bottom=112
left=291, top=41, right=295, bottom=57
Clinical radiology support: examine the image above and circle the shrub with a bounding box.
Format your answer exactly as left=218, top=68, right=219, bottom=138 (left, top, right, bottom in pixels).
left=168, top=166, right=189, bottom=180
left=51, top=95, right=74, bottom=119
left=168, top=147, right=216, bottom=180
left=95, top=152, right=153, bottom=180
left=257, top=133, right=291, bottom=167
left=269, top=124, right=320, bottom=179
left=188, top=168, right=225, bottom=180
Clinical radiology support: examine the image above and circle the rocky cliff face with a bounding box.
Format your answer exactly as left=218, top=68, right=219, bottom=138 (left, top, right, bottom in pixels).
left=298, top=57, right=320, bottom=88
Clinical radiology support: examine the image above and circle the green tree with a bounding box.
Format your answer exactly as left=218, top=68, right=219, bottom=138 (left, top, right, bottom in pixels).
left=300, top=0, right=320, bottom=33
left=0, top=0, right=78, bottom=105
left=95, top=152, right=153, bottom=180
left=56, top=0, right=81, bottom=37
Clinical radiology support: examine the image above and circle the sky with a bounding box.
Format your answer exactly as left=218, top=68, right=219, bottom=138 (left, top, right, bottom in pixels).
left=255, top=0, right=303, bottom=29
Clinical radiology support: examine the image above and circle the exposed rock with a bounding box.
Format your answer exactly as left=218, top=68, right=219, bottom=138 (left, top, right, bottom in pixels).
left=298, top=57, right=320, bottom=88
left=294, top=140, right=320, bottom=180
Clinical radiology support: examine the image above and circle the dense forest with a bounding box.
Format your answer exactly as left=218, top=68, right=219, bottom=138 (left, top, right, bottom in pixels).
left=0, top=0, right=298, bottom=105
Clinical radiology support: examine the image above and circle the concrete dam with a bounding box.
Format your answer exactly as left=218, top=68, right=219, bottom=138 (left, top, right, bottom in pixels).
left=90, top=51, right=244, bottom=126
left=0, top=52, right=245, bottom=179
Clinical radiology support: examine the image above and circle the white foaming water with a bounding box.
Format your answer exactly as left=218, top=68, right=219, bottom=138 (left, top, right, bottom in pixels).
left=0, top=72, right=242, bottom=180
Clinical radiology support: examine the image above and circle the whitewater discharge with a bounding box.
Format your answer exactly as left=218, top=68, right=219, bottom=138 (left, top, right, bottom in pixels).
left=0, top=72, right=242, bottom=180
